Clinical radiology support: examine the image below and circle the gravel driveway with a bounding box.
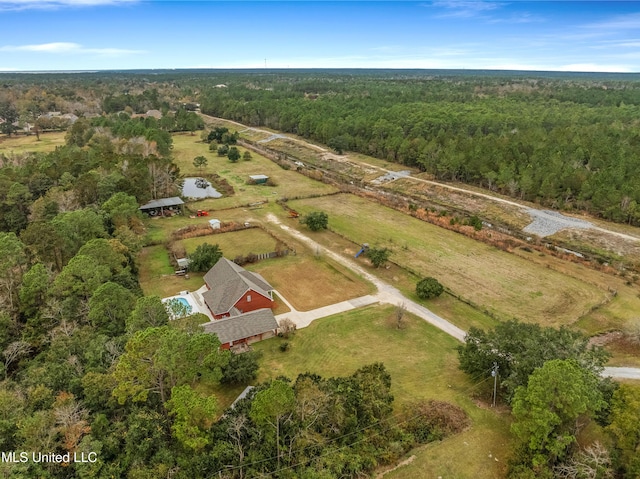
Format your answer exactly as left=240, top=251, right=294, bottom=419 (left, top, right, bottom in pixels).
left=523, top=209, right=594, bottom=237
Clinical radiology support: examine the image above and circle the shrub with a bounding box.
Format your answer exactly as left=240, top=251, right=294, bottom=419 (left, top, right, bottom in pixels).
left=279, top=342, right=290, bottom=352
left=416, top=277, right=444, bottom=300
left=402, top=400, right=470, bottom=443
left=301, top=211, right=328, bottom=231
left=466, top=215, right=483, bottom=231
left=367, top=247, right=391, bottom=268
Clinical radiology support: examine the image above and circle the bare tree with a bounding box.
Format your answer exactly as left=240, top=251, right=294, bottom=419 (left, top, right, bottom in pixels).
left=54, top=393, right=90, bottom=452
left=395, top=302, right=407, bottom=329
left=3, top=340, right=32, bottom=377
left=227, top=414, right=248, bottom=479
left=554, top=442, right=613, bottom=479
left=278, top=318, right=297, bottom=339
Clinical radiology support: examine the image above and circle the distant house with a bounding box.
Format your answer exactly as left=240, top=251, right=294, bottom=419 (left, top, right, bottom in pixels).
left=146, top=109, right=163, bottom=119
left=202, top=258, right=275, bottom=319
left=138, top=197, right=184, bottom=217
left=201, top=309, right=278, bottom=350
left=60, top=113, right=79, bottom=124
left=249, top=174, right=269, bottom=185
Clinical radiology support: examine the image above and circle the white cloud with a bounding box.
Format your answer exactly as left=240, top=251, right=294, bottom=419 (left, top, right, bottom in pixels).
left=0, top=0, right=136, bottom=11
left=0, top=42, right=145, bottom=56
left=428, top=0, right=503, bottom=19
left=583, top=13, right=640, bottom=32
left=488, top=12, right=545, bottom=24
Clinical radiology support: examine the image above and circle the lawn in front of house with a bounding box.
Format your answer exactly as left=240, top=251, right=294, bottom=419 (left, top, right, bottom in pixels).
left=247, top=254, right=374, bottom=311
left=252, top=304, right=510, bottom=479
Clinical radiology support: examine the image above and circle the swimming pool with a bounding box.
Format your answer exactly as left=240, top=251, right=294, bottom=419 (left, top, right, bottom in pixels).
left=163, top=296, right=193, bottom=318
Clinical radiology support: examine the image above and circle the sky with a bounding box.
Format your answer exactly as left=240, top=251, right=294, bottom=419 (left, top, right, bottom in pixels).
left=0, top=0, right=639, bottom=72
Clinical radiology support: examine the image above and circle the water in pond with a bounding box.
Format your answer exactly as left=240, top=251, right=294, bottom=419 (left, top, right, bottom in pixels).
left=182, top=177, right=222, bottom=199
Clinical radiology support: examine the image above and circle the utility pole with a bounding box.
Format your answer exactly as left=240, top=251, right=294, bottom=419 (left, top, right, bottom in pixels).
left=491, top=362, right=499, bottom=407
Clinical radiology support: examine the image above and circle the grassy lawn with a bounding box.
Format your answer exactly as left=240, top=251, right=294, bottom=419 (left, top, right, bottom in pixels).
left=171, top=133, right=337, bottom=211
left=143, top=210, right=245, bottom=245
left=0, top=132, right=66, bottom=155
left=246, top=254, right=374, bottom=311
left=179, top=228, right=279, bottom=259
left=288, top=194, right=608, bottom=330
left=253, top=304, right=510, bottom=479
left=137, top=245, right=205, bottom=297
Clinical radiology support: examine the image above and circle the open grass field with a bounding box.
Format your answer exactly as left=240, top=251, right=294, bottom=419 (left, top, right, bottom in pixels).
left=246, top=253, right=374, bottom=311
left=255, top=206, right=499, bottom=332
left=288, top=194, right=608, bottom=329
left=179, top=228, right=279, bottom=259
left=171, top=133, right=337, bottom=210
left=143, top=210, right=245, bottom=245
left=0, top=132, right=66, bottom=155
left=253, top=304, right=510, bottom=479
left=137, top=245, right=205, bottom=297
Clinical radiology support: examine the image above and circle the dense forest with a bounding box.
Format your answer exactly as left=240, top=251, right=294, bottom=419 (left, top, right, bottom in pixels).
left=194, top=71, right=640, bottom=225
left=4, top=69, right=640, bottom=225
left=1, top=70, right=640, bottom=478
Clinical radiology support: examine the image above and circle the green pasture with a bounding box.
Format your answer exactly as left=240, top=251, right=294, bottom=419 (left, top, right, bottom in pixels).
left=288, top=194, right=608, bottom=330
left=0, top=132, right=66, bottom=155
left=179, top=228, right=278, bottom=259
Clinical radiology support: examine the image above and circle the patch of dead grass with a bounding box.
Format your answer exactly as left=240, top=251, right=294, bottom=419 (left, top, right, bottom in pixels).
left=247, top=254, right=374, bottom=311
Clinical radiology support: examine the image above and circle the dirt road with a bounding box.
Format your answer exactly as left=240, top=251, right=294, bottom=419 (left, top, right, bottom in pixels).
left=202, top=114, right=639, bottom=243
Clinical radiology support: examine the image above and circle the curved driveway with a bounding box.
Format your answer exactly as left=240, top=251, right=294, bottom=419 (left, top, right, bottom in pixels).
left=268, top=213, right=465, bottom=342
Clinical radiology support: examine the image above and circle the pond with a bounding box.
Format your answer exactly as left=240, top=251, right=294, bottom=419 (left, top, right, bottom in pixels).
left=182, top=177, right=222, bottom=199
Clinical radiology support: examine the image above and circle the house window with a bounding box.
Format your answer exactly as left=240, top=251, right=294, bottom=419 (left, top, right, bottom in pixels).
left=247, top=294, right=252, bottom=302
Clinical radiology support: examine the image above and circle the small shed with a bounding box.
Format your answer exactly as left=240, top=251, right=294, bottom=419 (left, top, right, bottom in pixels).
left=139, top=197, right=184, bottom=217
left=176, top=258, right=191, bottom=270
left=249, top=175, right=269, bottom=185
left=209, top=219, right=221, bottom=230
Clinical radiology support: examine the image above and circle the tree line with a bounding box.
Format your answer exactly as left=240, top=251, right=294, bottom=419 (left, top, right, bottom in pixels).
left=198, top=72, right=640, bottom=225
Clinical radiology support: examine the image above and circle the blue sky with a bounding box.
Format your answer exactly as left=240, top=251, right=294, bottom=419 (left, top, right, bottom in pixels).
left=0, top=1, right=639, bottom=72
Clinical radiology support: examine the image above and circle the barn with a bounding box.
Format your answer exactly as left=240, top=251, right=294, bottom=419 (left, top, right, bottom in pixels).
left=139, top=197, right=184, bottom=217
